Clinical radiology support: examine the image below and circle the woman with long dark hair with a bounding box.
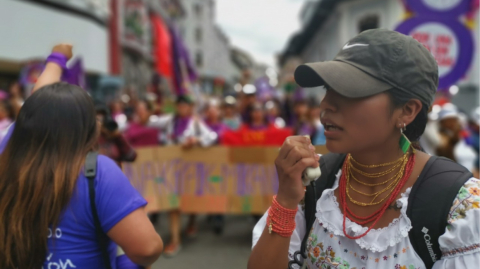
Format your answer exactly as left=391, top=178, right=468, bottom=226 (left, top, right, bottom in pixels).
left=0, top=44, right=163, bottom=269
left=248, top=29, right=479, bottom=269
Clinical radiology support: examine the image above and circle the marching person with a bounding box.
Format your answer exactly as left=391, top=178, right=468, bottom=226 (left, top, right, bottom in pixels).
left=308, top=99, right=326, bottom=146
left=249, top=29, right=479, bottom=269
left=147, top=94, right=217, bottom=256
left=242, top=102, right=270, bottom=131
left=222, top=95, right=242, bottom=131
left=204, top=98, right=228, bottom=144
left=96, top=104, right=137, bottom=167
left=124, top=100, right=162, bottom=148
left=150, top=95, right=217, bottom=148
left=266, top=100, right=286, bottom=129
left=0, top=44, right=163, bottom=269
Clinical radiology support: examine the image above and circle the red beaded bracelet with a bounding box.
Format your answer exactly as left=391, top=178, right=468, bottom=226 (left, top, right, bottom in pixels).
left=267, top=196, right=297, bottom=237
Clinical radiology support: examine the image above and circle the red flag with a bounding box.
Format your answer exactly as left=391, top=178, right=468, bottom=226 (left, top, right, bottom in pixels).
left=150, top=15, right=172, bottom=78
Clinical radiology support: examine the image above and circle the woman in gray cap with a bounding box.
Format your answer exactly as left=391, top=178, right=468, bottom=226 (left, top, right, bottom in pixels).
left=249, top=29, right=479, bottom=269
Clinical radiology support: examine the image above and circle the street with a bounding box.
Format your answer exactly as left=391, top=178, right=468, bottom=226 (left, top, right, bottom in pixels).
left=152, top=215, right=256, bottom=269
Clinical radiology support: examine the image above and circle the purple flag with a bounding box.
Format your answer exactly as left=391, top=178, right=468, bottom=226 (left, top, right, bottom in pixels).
left=254, top=76, right=274, bottom=102
left=169, top=24, right=197, bottom=95
left=62, top=57, right=86, bottom=89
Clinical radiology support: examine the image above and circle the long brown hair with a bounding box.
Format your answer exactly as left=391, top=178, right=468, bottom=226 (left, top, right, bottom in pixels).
left=0, top=83, right=99, bottom=268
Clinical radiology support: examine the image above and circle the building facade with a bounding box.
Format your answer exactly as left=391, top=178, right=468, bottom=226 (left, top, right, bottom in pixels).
left=281, top=0, right=479, bottom=112
left=178, top=0, right=232, bottom=94
left=0, top=0, right=110, bottom=90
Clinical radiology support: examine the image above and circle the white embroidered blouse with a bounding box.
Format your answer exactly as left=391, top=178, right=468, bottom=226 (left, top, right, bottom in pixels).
left=252, top=171, right=480, bottom=269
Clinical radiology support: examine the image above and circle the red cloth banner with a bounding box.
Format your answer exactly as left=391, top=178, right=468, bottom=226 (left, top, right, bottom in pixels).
left=221, top=125, right=293, bottom=146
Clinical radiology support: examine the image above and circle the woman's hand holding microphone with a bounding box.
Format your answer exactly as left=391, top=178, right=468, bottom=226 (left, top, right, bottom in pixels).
left=274, top=136, right=320, bottom=210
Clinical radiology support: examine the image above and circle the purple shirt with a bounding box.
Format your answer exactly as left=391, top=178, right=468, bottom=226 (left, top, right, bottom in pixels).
left=206, top=121, right=228, bottom=137
left=1, top=123, right=147, bottom=268
left=173, top=116, right=190, bottom=139
left=43, top=155, right=147, bottom=268
left=125, top=122, right=160, bottom=147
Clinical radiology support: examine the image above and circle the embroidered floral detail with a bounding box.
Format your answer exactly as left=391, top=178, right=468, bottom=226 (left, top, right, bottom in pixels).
left=441, top=243, right=480, bottom=258
left=448, top=178, right=480, bottom=225
left=383, top=256, right=388, bottom=260
left=394, top=265, right=420, bottom=269
left=394, top=253, right=398, bottom=258
left=307, top=242, right=351, bottom=269
left=470, top=187, right=480, bottom=196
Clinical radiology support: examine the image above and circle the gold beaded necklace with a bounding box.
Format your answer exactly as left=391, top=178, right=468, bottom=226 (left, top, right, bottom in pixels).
left=350, top=154, right=405, bottom=168
left=345, top=153, right=409, bottom=207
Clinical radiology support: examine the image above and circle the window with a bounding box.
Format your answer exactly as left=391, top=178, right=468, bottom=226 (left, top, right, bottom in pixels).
left=358, top=14, right=379, bottom=33
left=194, top=3, right=202, bottom=17
left=195, top=28, right=202, bottom=43
left=195, top=51, right=203, bottom=67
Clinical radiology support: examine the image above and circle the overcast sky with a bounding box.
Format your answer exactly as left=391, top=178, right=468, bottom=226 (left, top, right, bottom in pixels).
left=216, top=0, right=305, bottom=67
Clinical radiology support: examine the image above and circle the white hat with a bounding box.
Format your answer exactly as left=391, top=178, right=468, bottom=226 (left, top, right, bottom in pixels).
left=471, top=107, right=480, bottom=125
left=438, top=103, right=459, bottom=121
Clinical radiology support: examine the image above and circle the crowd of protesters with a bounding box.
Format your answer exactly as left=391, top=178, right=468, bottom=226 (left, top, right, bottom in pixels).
left=1, top=77, right=478, bottom=175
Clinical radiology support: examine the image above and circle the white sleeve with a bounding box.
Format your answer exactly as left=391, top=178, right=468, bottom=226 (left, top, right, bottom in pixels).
left=147, top=114, right=173, bottom=129
left=252, top=205, right=307, bottom=264
left=196, top=120, right=217, bottom=147
left=432, top=177, right=480, bottom=269
left=180, top=118, right=217, bottom=147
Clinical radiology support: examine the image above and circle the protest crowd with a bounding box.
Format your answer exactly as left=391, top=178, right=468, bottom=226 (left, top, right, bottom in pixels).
left=0, top=43, right=478, bottom=262
left=0, top=1, right=478, bottom=269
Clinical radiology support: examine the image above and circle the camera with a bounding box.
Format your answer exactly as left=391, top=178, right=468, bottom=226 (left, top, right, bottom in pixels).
left=95, top=105, right=118, bottom=132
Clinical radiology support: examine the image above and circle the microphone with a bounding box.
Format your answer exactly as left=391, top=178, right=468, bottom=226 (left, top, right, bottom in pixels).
left=302, top=156, right=321, bottom=186
left=302, top=135, right=322, bottom=186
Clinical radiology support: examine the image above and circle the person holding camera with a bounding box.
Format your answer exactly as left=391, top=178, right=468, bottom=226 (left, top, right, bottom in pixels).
left=96, top=104, right=137, bottom=167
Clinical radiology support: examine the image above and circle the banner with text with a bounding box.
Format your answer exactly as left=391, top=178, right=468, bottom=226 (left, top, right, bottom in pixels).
left=123, top=145, right=328, bottom=214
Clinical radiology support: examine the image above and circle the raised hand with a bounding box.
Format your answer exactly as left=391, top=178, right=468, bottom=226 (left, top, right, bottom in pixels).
left=52, top=43, right=73, bottom=60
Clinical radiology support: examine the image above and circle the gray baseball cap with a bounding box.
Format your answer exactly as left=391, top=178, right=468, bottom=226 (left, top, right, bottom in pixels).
left=294, top=29, right=439, bottom=106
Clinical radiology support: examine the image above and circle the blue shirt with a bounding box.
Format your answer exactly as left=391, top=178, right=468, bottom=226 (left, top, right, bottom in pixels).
left=312, top=124, right=326, bottom=146
left=1, top=123, right=147, bottom=269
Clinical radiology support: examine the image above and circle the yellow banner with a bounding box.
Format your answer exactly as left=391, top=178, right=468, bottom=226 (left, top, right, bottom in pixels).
left=123, top=146, right=328, bottom=214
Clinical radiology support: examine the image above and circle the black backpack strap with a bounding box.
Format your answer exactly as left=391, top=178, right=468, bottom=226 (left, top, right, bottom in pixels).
left=407, top=156, right=473, bottom=268
left=85, top=152, right=113, bottom=269
left=301, top=153, right=346, bottom=255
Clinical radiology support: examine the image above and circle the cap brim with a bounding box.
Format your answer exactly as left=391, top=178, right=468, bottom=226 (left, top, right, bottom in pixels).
left=294, top=61, right=392, bottom=98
